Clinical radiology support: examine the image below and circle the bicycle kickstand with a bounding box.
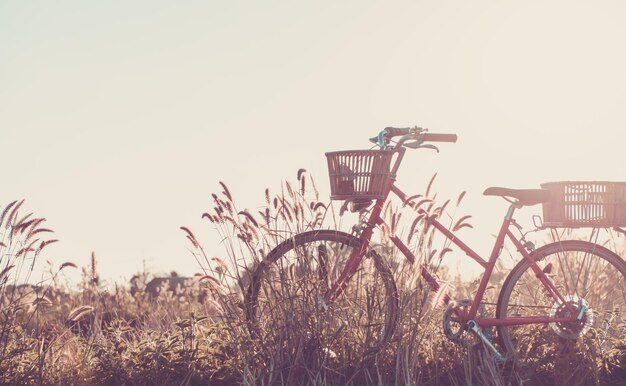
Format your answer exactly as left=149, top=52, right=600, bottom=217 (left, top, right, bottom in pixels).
left=467, top=320, right=506, bottom=362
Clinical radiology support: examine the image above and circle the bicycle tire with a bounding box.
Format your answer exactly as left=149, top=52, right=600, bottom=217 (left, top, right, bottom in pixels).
left=245, top=230, right=398, bottom=363
left=496, top=240, right=626, bottom=377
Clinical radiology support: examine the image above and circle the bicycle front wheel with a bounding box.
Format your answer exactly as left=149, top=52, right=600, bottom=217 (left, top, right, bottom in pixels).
left=496, top=240, right=626, bottom=379
left=245, top=230, right=398, bottom=366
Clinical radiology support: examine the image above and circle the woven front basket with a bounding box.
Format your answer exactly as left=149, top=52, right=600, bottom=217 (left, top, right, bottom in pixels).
left=541, top=181, right=626, bottom=228
left=326, top=150, right=395, bottom=200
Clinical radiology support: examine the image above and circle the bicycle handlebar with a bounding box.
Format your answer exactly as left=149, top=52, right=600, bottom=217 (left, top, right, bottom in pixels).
left=421, top=133, right=457, bottom=143
left=384, top=127, right=414, bottom=137
left=369, top=127, right=417, bottom=146
left=370, top=126, right=457, bottom=148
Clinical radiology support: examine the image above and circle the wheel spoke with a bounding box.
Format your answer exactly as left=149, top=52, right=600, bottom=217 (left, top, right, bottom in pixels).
left=245, top=230, right=398, bottom=367
left=497, top=241, right=626, bottom=378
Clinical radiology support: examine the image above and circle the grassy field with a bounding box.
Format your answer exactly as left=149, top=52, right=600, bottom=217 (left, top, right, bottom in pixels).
left=2, top=173, right=625, bottom=385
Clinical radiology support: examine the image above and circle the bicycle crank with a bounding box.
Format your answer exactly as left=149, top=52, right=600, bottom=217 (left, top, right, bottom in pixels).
left=442, top=299, right=488, bottom=344
left=443, top=300, right=505, bottom=360
left=467, top=320, right=505, bottom=361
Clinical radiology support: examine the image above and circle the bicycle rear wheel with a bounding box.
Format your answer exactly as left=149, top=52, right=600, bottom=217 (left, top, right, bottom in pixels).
left=496, top=240, right=626, bottom=380
left=245, top=230, right=398, bottom=366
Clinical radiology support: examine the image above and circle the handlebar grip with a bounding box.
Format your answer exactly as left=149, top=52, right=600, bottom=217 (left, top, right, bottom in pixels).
left=385, top=127, right=412, bottom=137
left=421, top=133, right=457, bottom=143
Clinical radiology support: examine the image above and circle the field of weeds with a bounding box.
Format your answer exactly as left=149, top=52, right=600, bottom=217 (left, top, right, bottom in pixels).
left=2, top=172, right=626, bottom=386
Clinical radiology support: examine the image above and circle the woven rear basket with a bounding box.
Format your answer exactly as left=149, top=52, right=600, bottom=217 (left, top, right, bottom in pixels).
left=541, top=181, right=626, bottom=227
left=326, top=150, right=395, bottom=200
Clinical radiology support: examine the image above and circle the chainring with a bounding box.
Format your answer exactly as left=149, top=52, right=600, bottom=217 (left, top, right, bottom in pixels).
left=443, top=299, right=487, bottom=344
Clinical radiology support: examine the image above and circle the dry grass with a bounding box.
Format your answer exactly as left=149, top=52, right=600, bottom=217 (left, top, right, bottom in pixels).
left=1, top=174, right=625, bottom=385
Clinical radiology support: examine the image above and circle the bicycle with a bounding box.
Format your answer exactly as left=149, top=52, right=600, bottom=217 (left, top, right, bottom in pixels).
left=244, top=126, right=626, bottom=371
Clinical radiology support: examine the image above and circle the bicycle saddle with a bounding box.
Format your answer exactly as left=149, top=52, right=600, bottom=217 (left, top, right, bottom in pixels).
left=483, top=187, right=551, bottom=206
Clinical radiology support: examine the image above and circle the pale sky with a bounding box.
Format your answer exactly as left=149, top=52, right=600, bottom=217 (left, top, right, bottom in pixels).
left=2, top=1, right=626, bottom=285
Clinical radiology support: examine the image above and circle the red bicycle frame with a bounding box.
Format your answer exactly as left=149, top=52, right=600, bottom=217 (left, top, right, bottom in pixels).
left=323, top=146, right=579, bottom=329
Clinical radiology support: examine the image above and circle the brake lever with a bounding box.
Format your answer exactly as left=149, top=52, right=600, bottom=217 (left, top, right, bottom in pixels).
left=403, top=142, right=440, bottom=152
left=369, top=136, right=379, bottom=144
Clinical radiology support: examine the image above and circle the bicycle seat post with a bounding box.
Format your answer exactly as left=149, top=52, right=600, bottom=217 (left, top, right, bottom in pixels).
left=504, top=200, right=522, bottom=221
